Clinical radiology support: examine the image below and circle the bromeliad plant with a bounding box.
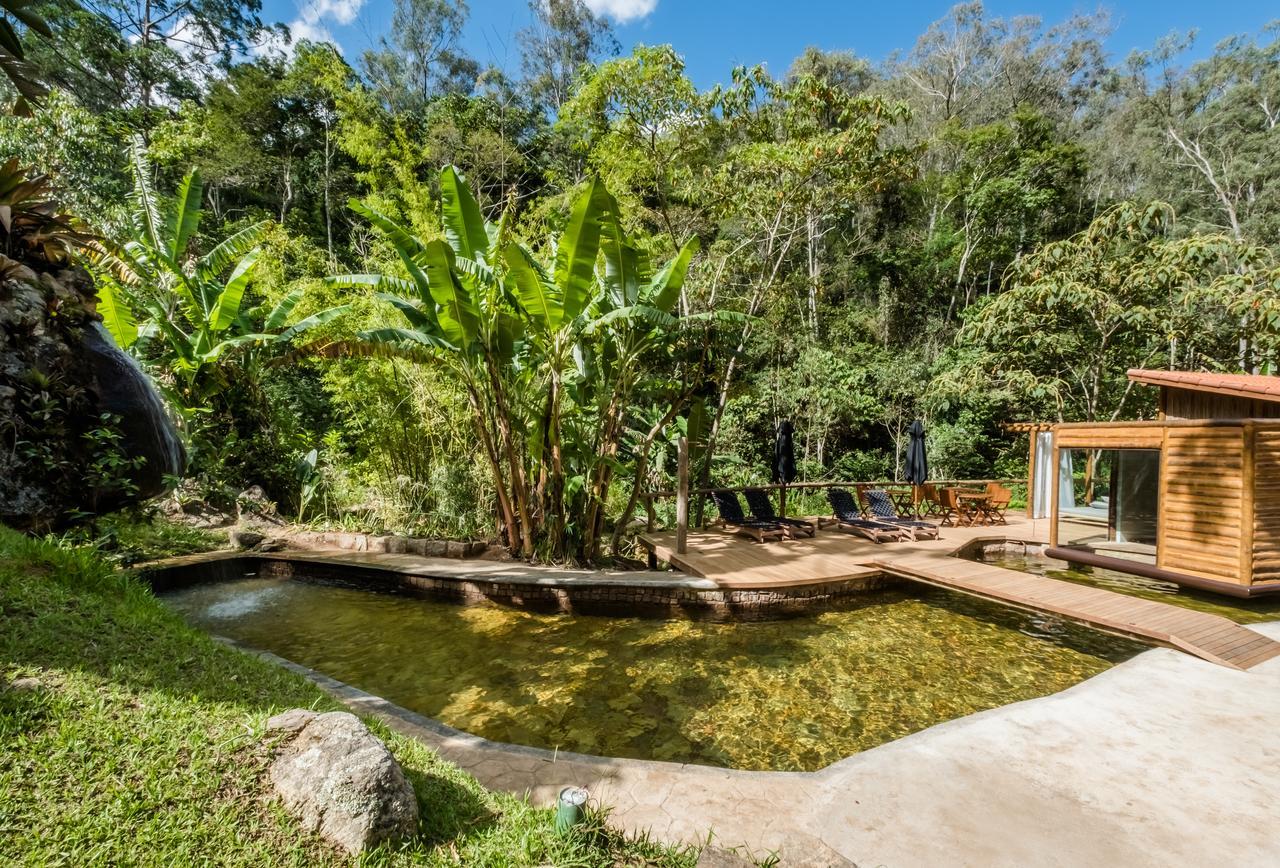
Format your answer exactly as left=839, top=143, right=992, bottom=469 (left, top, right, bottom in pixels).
left=92, top=146, right=347, bottom=411
left=332, top=165, right=721, bottom=562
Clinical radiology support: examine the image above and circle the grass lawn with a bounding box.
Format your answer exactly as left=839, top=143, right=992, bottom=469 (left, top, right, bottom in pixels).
left=0, top=526, right=701, bottom=866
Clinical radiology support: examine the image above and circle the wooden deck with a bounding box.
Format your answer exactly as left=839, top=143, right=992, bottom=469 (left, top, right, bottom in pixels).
left=639, top=516, right=1280, bottom=670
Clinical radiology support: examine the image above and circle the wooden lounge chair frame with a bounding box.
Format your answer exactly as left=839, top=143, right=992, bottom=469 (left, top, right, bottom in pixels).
left=827, top=488, right=909, bottom=543
left=743, top=488, right=817, bottom=538
left=709, top=490, right=788, bottom=543
left=861, top=488, right=942, bottom=540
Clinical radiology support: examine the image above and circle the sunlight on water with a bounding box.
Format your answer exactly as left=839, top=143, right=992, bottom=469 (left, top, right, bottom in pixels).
left=163, top=578, right=1141, bottom=771
left=978, top=552, right=1280, bottom=625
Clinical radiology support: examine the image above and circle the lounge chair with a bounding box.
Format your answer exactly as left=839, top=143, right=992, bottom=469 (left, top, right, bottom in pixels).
left=826, top=488, right=908, bottom=543
left=861, top=489, right=941, bottom=540
left=709, top=490, right=788, bottom=543
left=743, top=489, right=816, bottom=538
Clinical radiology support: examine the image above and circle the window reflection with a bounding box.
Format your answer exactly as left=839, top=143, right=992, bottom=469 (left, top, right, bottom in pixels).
left=1056, top=449, right=1159, bottom=562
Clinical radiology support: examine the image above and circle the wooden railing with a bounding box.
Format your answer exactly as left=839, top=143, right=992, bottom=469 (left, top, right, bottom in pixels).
left=639, top=472, right=1025, bottom=555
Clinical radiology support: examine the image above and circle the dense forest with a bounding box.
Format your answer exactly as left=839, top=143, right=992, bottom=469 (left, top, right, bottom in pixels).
left=2, top=0, right=1278, bottom=562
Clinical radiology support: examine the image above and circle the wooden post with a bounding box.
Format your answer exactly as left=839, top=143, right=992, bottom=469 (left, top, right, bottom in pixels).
left=676, top=436, right=689, bottom=555
left=779, top=484, right=787, bottom=518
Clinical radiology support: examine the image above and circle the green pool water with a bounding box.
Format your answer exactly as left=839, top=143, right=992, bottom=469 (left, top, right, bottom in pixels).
left=162, top=578, right=1142, bottom=771
left=978, top=551, right=1280, bottom=625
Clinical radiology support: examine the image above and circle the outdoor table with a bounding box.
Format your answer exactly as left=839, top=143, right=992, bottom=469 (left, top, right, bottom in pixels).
left=884, top=487, right=917, bottom=516
left=954, top=490, right=993, bottom=525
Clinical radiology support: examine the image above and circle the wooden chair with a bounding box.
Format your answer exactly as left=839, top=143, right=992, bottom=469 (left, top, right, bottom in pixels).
left=938, top=487, right=977, bottom=527
left=983, top=483, right=1012, bottom=525
left=709, top=490, right=788, bottom=543
left=916, top=483, right=943, bottom=518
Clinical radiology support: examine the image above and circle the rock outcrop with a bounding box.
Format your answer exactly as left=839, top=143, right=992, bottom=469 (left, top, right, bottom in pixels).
left=0, top=262, right=185, bottom=529
left=265, top=709, right=419, bottom=855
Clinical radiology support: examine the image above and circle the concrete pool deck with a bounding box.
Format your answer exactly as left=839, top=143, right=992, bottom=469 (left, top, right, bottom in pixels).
left=242, top=622, right=1280, bottom=867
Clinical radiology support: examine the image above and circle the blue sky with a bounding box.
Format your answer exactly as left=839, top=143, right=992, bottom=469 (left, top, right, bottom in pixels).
left=259, top=0, right=1279, bottom=88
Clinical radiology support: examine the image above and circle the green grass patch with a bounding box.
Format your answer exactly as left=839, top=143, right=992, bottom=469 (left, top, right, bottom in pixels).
left=0, top=526, right=700, bottom=866
left=43, top=510, right=228, bottom=566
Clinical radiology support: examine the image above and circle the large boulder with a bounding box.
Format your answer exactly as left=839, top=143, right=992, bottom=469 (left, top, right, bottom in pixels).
left=265, top=709, right=419, bottom=855
left=0, top=261, right=185, bottom=530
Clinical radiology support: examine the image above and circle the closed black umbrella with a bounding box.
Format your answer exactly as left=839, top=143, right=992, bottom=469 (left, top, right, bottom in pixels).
left=905, top=419, right=929, bottom=486
left=773, top=420, right=797, bottom=516
left=773, top=420, right=796, bottom=484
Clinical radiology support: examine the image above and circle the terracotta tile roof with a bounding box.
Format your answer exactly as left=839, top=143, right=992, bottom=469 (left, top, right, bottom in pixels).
left=1127, top=369, right=1280, bottom=404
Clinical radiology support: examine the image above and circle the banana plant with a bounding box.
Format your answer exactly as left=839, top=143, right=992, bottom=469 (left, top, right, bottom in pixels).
left=331, top=165, right=536, bottom=556
left=91, top=144, right=348, bottom=408
left=338, top=165, right=717, bottom=563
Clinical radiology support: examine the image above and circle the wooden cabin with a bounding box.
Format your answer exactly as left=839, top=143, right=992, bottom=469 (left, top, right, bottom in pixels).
left=1038, top=370, right=1280, bottom=598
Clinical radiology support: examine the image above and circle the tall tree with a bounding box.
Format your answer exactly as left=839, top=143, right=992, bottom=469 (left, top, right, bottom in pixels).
left=24, top=0, right=266, bottom=123
left=516, top=0, right=617, bottom=115
left=361, top=0, right=478, bottom=112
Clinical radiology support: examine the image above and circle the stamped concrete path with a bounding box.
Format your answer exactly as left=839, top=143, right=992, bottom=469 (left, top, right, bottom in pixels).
left=246, top=622, right=1280, bottom=867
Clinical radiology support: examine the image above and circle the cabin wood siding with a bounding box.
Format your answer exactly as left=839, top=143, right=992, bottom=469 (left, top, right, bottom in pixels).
left=1055, top=424, right=1164, bottom=449
left=1157, top=426, right=1246, bottom=584
left=1162, top=386, right=1280, bottom=421
left=1252, top=426, right=1280, bottom=583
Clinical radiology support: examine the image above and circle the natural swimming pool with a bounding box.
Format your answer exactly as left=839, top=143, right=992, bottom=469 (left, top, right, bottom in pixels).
left=162, top=576, right=1143, bottom=771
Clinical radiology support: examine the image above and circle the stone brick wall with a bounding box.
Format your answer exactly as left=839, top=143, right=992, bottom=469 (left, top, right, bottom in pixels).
left=290, top=531, right=488, bottom=559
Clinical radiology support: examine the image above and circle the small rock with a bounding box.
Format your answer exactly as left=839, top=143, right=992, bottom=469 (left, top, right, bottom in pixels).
left=406, top=538, right=428, bottom=556
left=424, top=540, right=448, bottom=558
left=386, top=536, right=407, bottom=554
left=256, top=537, right=288, bottom=553
left=445, top=540, right=467, bottom=559
left=6, top=676, right=42, bottom=692
left=230, top=528, right=266, bottom=550
left=267, top=710, right=418, bottom=855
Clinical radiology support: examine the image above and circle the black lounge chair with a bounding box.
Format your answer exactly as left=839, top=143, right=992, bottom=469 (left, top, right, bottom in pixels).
left=743, top=489, right=816, bottom=538
left=709, top=490, right=787, bottom=543
left=826, top=488, right=907, bottom=543
left=862, top=489, right=941, bottom=541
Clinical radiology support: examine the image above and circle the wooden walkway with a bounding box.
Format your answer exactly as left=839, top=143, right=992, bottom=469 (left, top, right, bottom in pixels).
left=874, top=554, right=1280, bottom=671
left=639, top=517, right=1280, bottom=670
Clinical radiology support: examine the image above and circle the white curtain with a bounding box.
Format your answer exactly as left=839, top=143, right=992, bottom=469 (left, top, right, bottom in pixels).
left=1058, top=445, right=1076, bottom=512
left=1032, top=431, right=1055, bottom=519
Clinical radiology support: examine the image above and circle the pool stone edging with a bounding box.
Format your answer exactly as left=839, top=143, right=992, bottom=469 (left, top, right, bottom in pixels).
left=138, top=550, right=901, bottom=621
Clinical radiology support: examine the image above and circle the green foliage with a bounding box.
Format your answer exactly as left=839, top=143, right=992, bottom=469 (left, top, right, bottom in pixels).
left=341, top=166, right=712, bottom=560
left=92, top=146, right=348, bottom=403
left=10, top=0, right=1280, bottom=551
left=0, top=527, right=698, bottom=865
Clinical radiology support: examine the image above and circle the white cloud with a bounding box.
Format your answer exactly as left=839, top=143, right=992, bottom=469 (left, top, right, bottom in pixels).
left=301, top=0, right=364, bottom=27
left=255, top=0, right=364, bottom=57
left=584, top=0, right=658, bottom=24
